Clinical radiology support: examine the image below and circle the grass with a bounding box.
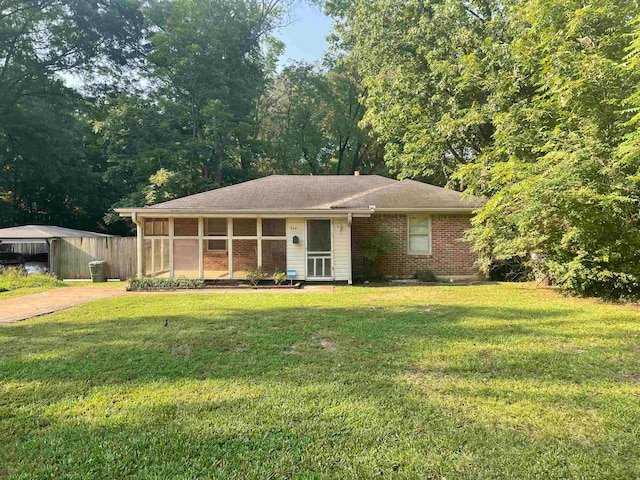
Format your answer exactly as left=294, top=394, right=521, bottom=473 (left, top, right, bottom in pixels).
left=0, top=268, right=126, bottom=299
left=62, top=280, right=127, bottom=288
left=1, top=283, right=639, bottom=478
left=0, top=286, right=55, bottom=300
left=0, top=268, right=64, bottom=298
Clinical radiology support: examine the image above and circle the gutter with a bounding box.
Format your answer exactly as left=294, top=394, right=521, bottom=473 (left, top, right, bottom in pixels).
left=372, top=207, right=479, bottom=213
left=116, top=208, right=374, bottom=218
left=116, top=206, right=478, bottom=217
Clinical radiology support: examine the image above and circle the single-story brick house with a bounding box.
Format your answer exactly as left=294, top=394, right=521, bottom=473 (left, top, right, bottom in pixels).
left=116, top=174, right=483, bottom=283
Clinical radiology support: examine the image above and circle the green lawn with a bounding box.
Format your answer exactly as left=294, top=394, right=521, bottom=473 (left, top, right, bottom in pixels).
left=1, top=284, right=639, bottom=479
left=0, top=285, right=54, bottom=300
left=0, top=269, right=64, bottom=299
left=0, top=276, right=126, bottom=300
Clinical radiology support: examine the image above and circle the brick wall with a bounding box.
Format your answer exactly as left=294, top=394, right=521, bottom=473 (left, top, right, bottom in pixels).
left=351, top=214, right=478, bottom=278
left=233, top=219, right=257, bottom=236
left=262, top=239, right=286, bottom=274
left=232, top=239, right=258, bottom=271
left=204, top=251, right=228, bottom=271
left=174, top=218, right=198, bottom=236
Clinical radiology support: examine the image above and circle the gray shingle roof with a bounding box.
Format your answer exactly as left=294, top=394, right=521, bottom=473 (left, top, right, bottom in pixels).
left=331, top=179, right=483, bottom=210
left=0, top=225, right=113, bottom=240
left=144, top=175, right=482, bottom=212
left=149, top=175, right=396, bottom=210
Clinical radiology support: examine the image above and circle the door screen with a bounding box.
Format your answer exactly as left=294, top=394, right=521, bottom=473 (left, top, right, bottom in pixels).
left=306, top=220, right=332, bottom=278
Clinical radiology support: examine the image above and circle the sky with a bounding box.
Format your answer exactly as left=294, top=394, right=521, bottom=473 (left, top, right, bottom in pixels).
left=274, top=3, right=334, bottom=68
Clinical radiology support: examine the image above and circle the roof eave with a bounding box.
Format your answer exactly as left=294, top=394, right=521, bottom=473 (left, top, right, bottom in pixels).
left=0, top=238, right=50, bottom=243
left=115, top=208, right=376, bottom=217
left=370, top=207, right=480, bottom=213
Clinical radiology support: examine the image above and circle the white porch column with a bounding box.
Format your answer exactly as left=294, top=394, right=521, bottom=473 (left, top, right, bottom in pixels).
left=169, top=217, right=175, bottom=278
left=198, top=217, right=204, bottom=279
left=227, top=217, right=233, bottom=279
left=257, top=217, right=262, bottom=268
left=134, top=213, right=143, bottom=277
left=150, top=238, right=155, bottom=273
left=347, top=213, right=353, bottom=285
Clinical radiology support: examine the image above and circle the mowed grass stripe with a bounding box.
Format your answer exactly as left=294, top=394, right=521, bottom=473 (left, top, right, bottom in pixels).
left=1, top=284, right=639, bottom=479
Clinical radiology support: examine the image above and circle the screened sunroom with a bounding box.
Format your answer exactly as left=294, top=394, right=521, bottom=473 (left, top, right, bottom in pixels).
left=140, top=217, right=288, bottom=279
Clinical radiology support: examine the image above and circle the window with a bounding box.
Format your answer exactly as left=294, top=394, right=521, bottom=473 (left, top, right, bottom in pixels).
left=233, top=218, right=257, bottom=236
left=174, top=218, right=198, bottom=236
left=408, top=217, right=431, bottom=254
left=144, top=218, right=168, bottom=236
left=207, top=239, right=227, bottom=251
left=262, top=239, right=286, bottom=274
left=262, top=218, right=286, bottom=237
left=206, top=218, right=227, bottom=236
left=307, top=219, right=331, bottom=252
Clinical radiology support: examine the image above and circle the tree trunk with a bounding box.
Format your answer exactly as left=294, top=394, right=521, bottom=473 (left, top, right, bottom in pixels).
left=350, top=141, right=362, bottom=174
left=214, top=147, right=224, bottom=185
left=336, top=135, right=350, bottom=175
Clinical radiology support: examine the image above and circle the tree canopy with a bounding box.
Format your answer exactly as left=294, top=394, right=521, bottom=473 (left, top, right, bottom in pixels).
left=0, top=0, right=389, bottom=232
left=330, top=0, right=640, bottom=299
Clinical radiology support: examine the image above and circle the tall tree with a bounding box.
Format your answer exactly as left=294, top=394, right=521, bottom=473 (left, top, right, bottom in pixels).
left=331, top=0, right=640, bottom=298
left=327, top=0, right=506, bottom=185
left=257, top=63, right=329, bottom=174
left=257, top=60, right=386, bottom=175
left=458, top=0, right=640, bottom=299
left=0, top=0, right=145, bottom=229
left=98, top=0, right=286, bottom=217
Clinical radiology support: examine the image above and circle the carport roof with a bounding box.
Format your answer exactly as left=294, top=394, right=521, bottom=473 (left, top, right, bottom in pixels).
left=0, top=225, right=113, bottom=241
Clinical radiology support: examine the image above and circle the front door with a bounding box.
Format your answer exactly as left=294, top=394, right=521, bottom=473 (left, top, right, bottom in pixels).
left=306, top=219, right=332, bottom=280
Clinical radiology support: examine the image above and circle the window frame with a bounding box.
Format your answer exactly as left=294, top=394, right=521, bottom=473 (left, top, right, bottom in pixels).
left=206, top=218, right=228, bottom=236
left=407, top=216, right=432, bottom=255
left=261, top=218, right=286, bottom=237
left=144, top=218, right=169, bottom=237
left=232, top=218, right=257, bottom=237
left=173, top=218, right=198, bottom=237
left=206, top=238, right=228, bottom=252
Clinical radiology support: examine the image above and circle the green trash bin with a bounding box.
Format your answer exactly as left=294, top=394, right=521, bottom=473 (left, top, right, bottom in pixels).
left=88, top=260, right=107, bottom=283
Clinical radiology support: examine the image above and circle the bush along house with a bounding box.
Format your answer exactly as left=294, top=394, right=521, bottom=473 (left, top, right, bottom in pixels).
left=116, top=174, right=484, bottom=283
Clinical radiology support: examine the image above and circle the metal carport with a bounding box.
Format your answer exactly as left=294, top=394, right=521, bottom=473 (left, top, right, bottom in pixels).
left=0, top=225, right=113, bottom=274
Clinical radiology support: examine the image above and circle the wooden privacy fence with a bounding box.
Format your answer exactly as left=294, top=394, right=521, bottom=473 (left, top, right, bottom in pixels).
left=51, top=237, right=136, bottom=280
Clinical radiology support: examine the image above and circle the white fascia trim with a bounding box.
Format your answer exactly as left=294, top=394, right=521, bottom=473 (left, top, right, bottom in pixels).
left=372, top=208, right=478, bottom=213
left=116, top=209, right=373, bottom=218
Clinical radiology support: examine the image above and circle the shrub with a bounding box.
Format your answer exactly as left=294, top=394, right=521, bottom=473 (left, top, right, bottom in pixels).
left=488, top=257, right=532, bottom=282
left=358, top=232, right=393, bottom=281
left=0, top=267, right=64, bottom=291
left=359, top=232, right=393, bottom=264
left=414, top=269, right=438, bottom=283
left=244, top=267, right=267, bottom=287
left=272, top=270, right=287, bottom=285
left=127, top=277, right=205, bottom=291
left=547, top=257, right=640, bottom=301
